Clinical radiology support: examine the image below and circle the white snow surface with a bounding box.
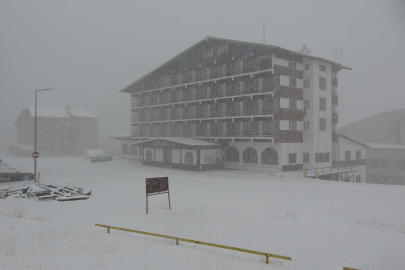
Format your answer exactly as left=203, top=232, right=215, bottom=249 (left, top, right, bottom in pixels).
left=27, top=106, right=98, bottom=118
left=366, top=143, right=405, bottom=150
left=85, top=149, right=108, bottom=158
left=0, top=155, right=404, bottom=270
left=28, top=106, right=71, bottom=118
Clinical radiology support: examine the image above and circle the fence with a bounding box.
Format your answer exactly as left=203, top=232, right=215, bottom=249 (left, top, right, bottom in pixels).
left=95, top=223, right=291, bottom=264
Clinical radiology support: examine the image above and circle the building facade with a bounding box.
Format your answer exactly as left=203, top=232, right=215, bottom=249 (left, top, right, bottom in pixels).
left=365, top=143, right=405, bottom=185
left=120, top=37, right=351, bottom=174
left=14, top=106, right=99, bottom=156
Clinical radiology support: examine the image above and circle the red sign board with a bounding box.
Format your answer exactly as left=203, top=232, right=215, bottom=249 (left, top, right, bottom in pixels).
left=32, top=152, right=39, bottom=159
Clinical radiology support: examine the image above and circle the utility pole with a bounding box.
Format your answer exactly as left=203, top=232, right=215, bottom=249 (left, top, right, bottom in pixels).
left=34, top=88, right=53, bottom=183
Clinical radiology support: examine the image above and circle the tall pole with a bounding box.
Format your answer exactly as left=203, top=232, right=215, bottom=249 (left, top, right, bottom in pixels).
left=34, top=91, right=37, bottom=182
left=34, top=88, right=53, bottom=183
left=263, top=23, right=265, bottom=44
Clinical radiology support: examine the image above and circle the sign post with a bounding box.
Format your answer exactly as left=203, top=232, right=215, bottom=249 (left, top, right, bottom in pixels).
left=145, top=177, right=171, bottom=214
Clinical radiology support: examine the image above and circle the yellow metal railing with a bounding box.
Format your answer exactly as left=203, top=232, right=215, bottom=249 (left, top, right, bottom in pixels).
left=95, top=223, right=291, bottom=264
left=343, top=267, right=361, bottom=270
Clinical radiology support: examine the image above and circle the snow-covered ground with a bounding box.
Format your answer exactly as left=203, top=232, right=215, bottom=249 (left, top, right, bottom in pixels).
left=1, top=155, right=404, bottom=270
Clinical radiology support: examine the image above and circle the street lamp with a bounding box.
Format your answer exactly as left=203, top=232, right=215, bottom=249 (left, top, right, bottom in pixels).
left=34, top=88, right=53, bottom=183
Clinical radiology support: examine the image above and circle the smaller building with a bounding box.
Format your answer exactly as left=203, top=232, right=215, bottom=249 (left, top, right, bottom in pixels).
left=14, top=106, right=99, bottom=156
left=335, top=134, right=368, bottom=183
left=132, top=137, right=224, bottom=170
left=365, top=143, right=405, bottom=185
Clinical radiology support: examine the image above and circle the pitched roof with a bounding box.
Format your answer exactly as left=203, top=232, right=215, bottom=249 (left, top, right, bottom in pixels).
left=26, top=106, right=98, bottom=118
left=120, top=36, right=351, bottom=93
left=338, top=134, right=369, bottom=147
left=130, top=137, right=221, bottom=148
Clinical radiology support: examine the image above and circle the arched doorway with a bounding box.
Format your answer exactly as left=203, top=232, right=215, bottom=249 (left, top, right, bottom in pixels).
left=242, top=148, right=258, bottom=164
left=122, top=144, right=128, bottom=155
left=225, top=147, right=239, bottom=162
left=261, top=148, right=279, bottom=165
left=130, top=144, right=137, bottom=155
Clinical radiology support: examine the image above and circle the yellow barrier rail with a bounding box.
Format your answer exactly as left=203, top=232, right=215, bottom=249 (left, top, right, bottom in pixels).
left=95, top=223, right=291, bottom=264
left=343, top=268, right=361, bottom=270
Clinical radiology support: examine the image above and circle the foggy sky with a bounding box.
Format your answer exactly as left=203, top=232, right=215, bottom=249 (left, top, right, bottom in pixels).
left=1, top=0, right=405, bottom=151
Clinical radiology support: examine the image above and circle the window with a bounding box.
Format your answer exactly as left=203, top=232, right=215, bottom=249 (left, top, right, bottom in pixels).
left=91, top=121, right=96, bottom=128
left=319, top=77, right=327, bottom=90
left=304, top=79, right=310, bottom=88
left=39, top=130, right=45, bottom=138
left=289, top=121, right=297, bottom=130
left=356, top=150, right=361, bottom=160
left=185, top=152, right=193, bottom=164
left=91, top=139, right=95, bottom=146
left=289, top=77, right=297, bottom=88
left=305, top=63, right=309, bottom=70
left=315, top=153, right=330, bottom=163
left=288, top=62, right=296, bottom=69
left=303, top=153, right=309, bottom=163
left=304, top=100, right=310, bottom=109
left=225, top=147, right=239, bottom=162
left=319, top=98, right=326, bottom=111
left=319, top=118, right=326, bottom=131
left=289, top=153, right=297, bottom=164
left=319, top=65, right=326, bottom=72
left=356, top=175, right=361, bottom=183
left=261, top=148, right=279, bottom=165
left=39, top=139, right=45, bottom=146
left=81, top=121, right=85, bottom=128
left=345, top=151, right=351, bottom=160
left=289, top=99, right=297, bottom=109
left=55, top=133, right=59, bottom=139
left=145, top=150, right=153, bottom=161
left=81, top=130, right=85, bottom=137
left=39, top=120, right=45, bottom=127
left=304, top=121, right=310, bottom=130
left=242, top=148, right=258, bottom=164
left=55, top=142, right=59, bottom=148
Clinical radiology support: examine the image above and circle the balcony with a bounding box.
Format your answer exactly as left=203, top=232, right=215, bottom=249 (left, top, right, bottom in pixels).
left=133, top=107, right=274, bottom=124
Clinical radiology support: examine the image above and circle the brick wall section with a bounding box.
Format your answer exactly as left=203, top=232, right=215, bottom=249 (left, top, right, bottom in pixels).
left=275, top=108, right=303, bottom=121
left=332, top=95, right=338, bottom=105
left=274, top=65, right=303, bottom=79
left=275, top=130, right=303, bottom=143
left=275, top=86, right=303, bottom=100
left=332, top=132, right=338, bottom=142
left=332, top=113, right=338, bottom=123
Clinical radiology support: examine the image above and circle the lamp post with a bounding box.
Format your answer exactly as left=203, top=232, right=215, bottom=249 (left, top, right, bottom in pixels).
left=34, top=88, right=53, bottom=183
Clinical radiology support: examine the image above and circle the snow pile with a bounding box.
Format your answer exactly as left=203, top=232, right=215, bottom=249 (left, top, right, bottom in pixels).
left=0, top=183, right=91, bottom=201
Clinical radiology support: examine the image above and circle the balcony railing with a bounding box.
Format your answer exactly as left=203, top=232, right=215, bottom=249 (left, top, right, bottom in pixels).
left=132, top=86, right=274, bottom=108
left=133, top=130, right=275, bottom=138
left=134, top=108, right=274, bottom=123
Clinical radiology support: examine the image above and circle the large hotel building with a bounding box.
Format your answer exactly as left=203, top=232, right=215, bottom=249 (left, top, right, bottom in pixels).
left=116, top=37, right=360, bottom=176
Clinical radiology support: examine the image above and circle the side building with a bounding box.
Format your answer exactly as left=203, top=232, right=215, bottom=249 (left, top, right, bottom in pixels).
left=338, top=108, right=405, bottom=144
left=13, top=106, right=99, bottom=156
left=117, top=37, right=352, bottom=175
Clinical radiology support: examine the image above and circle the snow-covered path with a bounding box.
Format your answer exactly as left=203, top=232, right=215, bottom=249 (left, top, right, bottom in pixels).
left=1, top=155, right=404, bottom=269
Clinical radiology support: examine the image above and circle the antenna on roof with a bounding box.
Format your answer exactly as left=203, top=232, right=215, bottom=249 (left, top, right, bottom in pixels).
left=263, top=23, right=265, bottom=44
left=334, top=49, right=342, bottom=62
